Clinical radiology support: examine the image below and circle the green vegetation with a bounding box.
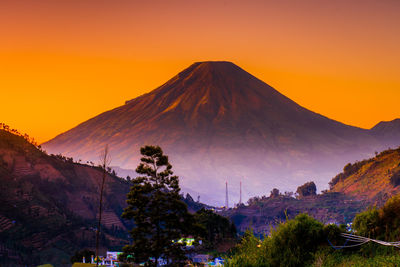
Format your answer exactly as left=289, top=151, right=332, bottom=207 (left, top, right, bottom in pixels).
left=226, top=214, right=341, bottom=267
left=353, top=196, right=400, bottom=241
left=226, top=196, right=400, bottom=266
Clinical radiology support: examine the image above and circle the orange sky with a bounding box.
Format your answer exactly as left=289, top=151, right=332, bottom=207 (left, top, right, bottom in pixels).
left=1, top=0, right=399, bottom=143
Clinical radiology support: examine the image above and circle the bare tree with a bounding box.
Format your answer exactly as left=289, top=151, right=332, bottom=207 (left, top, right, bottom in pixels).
left=95, top=145, right=111, bottom=266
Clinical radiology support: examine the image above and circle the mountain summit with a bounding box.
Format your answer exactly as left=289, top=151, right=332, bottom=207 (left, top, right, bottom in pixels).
left=43, top=62, right=395, bottom=204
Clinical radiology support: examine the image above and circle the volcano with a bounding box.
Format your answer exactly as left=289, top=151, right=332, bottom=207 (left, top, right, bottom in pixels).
left=43, top=61, right=394, bottom=205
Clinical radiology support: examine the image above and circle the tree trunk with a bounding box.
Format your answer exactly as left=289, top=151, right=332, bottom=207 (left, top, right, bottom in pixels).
left=95, top=145, right=110, bottom=267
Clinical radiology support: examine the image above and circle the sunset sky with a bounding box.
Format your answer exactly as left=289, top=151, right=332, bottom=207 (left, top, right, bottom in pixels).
left=1, top=0, right=399, bottom=143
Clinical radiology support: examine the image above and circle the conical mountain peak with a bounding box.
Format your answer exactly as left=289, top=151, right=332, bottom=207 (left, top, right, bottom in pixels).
left=135, top=60, right=282, bottom=107
left=176, top=61, right=253, bottom=82
left=192, top=61, right=242, bottom=71
left=42, top=62, right=389, bottom=205
left=125, top=61, right=289, bottom=123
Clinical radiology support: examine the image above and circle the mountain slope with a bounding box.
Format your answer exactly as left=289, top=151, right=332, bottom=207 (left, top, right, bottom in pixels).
left=0, top=129, right=132, bottom=266
left=42, top=61, right=392, bottom=205
left=370, top=119, right=400, bottom=147
left=330, top=147, right=400, bottom=206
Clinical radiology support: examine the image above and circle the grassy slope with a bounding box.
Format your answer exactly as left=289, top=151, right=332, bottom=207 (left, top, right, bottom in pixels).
left=331, top=147, right=400, bottom=206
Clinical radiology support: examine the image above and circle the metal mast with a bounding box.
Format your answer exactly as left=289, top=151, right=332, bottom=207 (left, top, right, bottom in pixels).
left=239, top=180, right=242, bottom=205
left=225, top=181, right=229, bottom=209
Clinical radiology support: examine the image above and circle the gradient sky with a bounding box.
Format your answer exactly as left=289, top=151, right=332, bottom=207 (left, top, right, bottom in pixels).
left=1, top=0, right=399, bottom=143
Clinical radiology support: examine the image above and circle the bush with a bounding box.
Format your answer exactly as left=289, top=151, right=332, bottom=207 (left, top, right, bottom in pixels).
left=353, top=208, right=380, bottom=238
left=268, top=214, right=325, bottom=267
left=353, top=196, right=400, bottom=241
left=225, top=229, right=269, bottom=267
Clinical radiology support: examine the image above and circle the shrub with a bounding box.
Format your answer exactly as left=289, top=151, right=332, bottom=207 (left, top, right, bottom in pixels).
left=267, top=214, right=324, bottom=267
left=353, top=208, right=380, bottom=238
left=353, top=196, right=400, bottom=241
left=225, top=229, right=269, bottom=267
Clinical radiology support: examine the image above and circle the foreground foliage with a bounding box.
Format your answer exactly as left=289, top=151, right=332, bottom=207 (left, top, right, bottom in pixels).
left=227, top=196, right=400, bottom=267
left=353, top=195, right=400, bottom=241
left=226, top=214, right=340, bottom=267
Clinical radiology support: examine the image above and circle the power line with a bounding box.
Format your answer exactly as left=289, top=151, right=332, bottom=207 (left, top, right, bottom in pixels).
left=328, top=233, right=400, bottom=250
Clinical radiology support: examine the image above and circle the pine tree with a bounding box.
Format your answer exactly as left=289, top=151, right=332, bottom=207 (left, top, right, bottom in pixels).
left=120, top=145, right=194, bottom=266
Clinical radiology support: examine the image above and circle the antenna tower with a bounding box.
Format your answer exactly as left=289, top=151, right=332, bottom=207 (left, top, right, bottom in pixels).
left=225, top=181, right=229, bottom=209
left=239, top=180, right=242, bottom=205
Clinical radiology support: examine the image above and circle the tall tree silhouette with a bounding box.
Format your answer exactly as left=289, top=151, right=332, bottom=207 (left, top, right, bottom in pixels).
left=121, top=145, right=194, bottom=266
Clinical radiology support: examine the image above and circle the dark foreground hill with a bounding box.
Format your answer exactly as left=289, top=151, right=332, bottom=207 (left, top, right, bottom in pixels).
left=0, top=129, right=133, bottom=266
left=42, top=61, right=398, bottom=205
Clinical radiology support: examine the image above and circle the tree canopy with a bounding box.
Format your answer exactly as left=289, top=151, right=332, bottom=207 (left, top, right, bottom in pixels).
left=296, top=181, right=317, bottom=198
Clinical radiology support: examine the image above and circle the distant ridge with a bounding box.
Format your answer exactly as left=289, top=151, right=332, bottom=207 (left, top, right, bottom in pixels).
left=371, top=118, right=400, bottom=146
left=42, top=61, right=398, bottom=205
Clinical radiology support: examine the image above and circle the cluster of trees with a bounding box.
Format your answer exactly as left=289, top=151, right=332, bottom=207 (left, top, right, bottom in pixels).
left=226, top=196, right=400, bottom=266
left=247, top=181, right=317, bottom=205
left=329, top=161, right=370, bottom=189
left=193, top=209, right=236, bottom=249
left=0, top=122, right=40, bottom=148
left=329, top=147, right=400, bottom=189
